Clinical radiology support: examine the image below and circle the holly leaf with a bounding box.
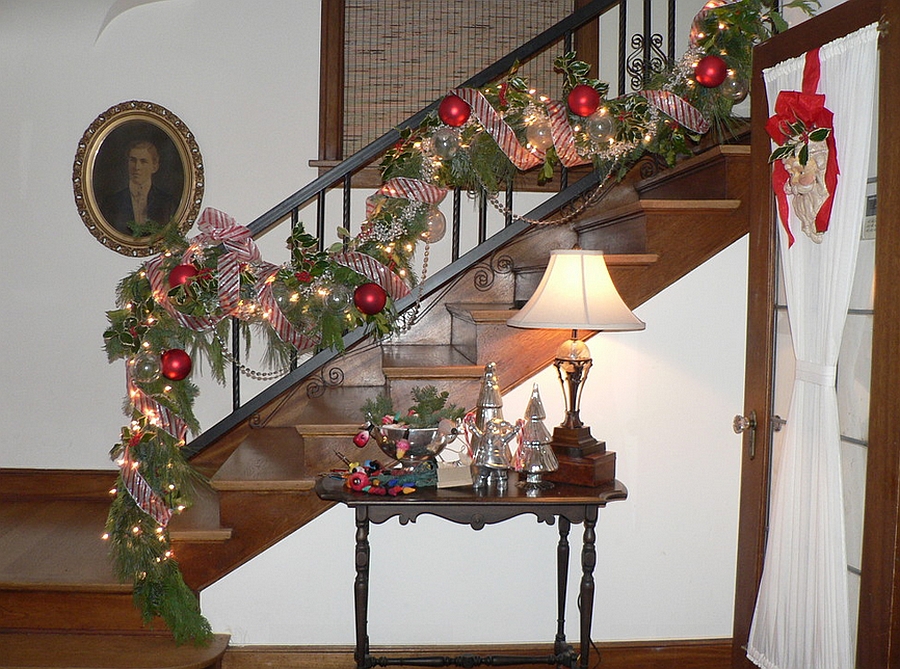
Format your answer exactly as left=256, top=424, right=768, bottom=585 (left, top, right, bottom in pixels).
left=769, top=144, right=795, bottom=163
left=808, top=127, right=831, bottom=142
left=798, top=143, right=809, bottom=166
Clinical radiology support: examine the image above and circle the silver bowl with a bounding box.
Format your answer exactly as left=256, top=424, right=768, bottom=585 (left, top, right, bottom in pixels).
left=369, top=423, right=458, bottom=465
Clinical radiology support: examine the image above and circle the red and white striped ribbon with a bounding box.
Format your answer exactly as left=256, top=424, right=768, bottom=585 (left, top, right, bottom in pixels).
left=127, top=366, right=188, bottom=442
left=255, top=266, right=321, bottom=351
left=332, top=251, right=411, bottom=300
left=190, top=208, right=262, bottom=317
left=366, top=177, right=448, bottom=219
left=640, top=89, right=711, bottom=134
left=546, top=100, right=591, bottom=168
left=451, top=87, right=543, bottom=171
left=120, top=446, right=173, bottom=527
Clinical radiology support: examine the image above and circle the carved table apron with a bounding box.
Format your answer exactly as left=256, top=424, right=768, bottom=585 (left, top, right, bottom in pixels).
left=315, top=474, right=627, bottom=669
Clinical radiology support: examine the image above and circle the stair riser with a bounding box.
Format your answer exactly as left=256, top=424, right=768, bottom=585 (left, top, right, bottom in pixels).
left=0, top=589, right=155, bottom=633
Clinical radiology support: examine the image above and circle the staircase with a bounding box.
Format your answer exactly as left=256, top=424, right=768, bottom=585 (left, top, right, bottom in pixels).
left=0, top=140, right=749, bottom=662
left=0, top=0, right=755, bottom=662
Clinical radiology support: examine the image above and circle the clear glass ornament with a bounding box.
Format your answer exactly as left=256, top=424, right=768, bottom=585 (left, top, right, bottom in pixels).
left=585, top=110, right=616, bottom=143
left=419, top=207, right=447, bottom=243
left=525, top=119, right=554, bottom=151
left=131, top=352, right=161, bottom=384
left=323, top=283, right=351, bottom=312
left=722, top=71, right=749, bottom=103
left=432, top=127, right=460, bottom=159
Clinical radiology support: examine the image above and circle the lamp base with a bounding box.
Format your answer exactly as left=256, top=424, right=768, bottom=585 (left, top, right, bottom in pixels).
left=550, top=426, right=606, bottom=458
left=544, top=450, right=617, bottom=488
left=545, top=426, right=616, bottom=487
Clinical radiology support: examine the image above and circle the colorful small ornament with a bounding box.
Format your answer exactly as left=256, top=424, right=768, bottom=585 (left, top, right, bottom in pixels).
left=694, top=55, right=728, bottom=88
left=567, top=84, right=601, bottom=117
left=160, top=349, right=193, bottom=381
left=438, top=93, right=471, bottom=127
left=353, top=430, right=370, bottom=448
left=419, top=207, right=446, bottom=243
left=353, top=282, right=387, bottom=315
left=168, top=264, right=199, bottom=288
left=432, top=127, right=460, bottom=158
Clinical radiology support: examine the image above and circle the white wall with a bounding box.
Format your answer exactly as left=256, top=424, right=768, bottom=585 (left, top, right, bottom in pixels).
left=1, top=0, right=766, bottom=647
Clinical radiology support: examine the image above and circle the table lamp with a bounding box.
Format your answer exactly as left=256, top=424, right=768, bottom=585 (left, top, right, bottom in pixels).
left=507, top=248, right=644, bottom=486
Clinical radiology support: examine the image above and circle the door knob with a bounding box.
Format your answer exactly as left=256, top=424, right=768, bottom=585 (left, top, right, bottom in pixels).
left=733, top=410, right=757, bottom=459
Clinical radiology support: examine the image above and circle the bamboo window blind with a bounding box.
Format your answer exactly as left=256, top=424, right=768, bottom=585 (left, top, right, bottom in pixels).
left=343, top=1, right=575, bottom=156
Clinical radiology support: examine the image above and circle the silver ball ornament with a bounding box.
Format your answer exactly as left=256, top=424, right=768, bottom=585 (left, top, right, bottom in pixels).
left=525, top=119, right=554, bottom=151
left=420, top=207, right=447, bottom=243
left=432, top=127, right=460, bottom=159
left=131, top=352, right=161, bottom=384
left=585, top=110, right=616, bottom=143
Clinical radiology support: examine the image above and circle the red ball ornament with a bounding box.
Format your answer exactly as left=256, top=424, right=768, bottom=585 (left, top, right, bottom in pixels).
left=168, top=264, right=199, bottom=288
left=354, top=283, right=387, bottom=315
left=438, top=94, right=471, bottom=127
left=694, top=55, right=728, bottom=88
left=160, top=349, right=193, bottom=381
left=567, top=84, right=601, bottom=117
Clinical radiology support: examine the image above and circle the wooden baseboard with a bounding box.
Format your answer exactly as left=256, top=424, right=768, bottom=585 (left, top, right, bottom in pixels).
left=222, top=639, right=731, bottom=669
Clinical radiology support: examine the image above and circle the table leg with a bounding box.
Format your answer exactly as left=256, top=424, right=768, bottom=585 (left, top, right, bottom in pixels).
left=579, top=506, right=598, bottom=669
left=555, top=517, right=571, bottom=657
left=354, top=506, right=370, bottom=669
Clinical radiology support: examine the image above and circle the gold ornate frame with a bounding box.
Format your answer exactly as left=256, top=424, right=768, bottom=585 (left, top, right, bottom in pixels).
left=73, top=101, right=204, bottom=256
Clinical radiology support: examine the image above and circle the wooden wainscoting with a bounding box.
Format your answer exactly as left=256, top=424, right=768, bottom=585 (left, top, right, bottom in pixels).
left=222, top=639, right=731, bottom=669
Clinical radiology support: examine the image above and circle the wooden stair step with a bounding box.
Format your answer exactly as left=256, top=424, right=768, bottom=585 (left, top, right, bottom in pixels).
left=0, top=631, right=229, bottom=669
left=211, top=428, right=316, bottom=492
left=167, top=479, right=231, bottom=543
left=381, top=344, right=483, bottom=379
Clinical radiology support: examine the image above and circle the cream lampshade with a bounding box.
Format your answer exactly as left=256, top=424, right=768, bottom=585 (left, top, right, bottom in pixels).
left=507, top=248, right=644, bottom=486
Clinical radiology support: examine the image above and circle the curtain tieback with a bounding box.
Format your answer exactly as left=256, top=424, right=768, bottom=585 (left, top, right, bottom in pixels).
left=795, top=359, right=836, bottom=386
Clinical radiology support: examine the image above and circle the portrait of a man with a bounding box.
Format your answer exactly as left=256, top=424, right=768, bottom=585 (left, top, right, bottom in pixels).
left=75, top=101, right=204, bottom=256
left=100, top=139, right=180, bottom=236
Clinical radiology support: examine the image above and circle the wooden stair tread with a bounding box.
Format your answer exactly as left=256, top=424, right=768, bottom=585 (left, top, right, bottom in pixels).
left=251, top=385, right=382, bottom=430
left=636, top=143, right=750, bottom=192
left=0, top=631, right=229, bottom=669
left=381, top=344, right=483, bottom=379
left=211, top=427, right=316, bottom=491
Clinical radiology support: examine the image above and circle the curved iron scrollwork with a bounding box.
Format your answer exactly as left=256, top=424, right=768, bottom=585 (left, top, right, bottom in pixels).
left=627, top=32, right=668, bottom=92
left=637, top=153, right=667, bottom=180
left=306, top=366, right=345, bottom=398
left=473, top=252, right=514, bottom=292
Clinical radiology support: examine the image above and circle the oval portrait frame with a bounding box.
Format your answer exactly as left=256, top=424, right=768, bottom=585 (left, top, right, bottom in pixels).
left=73, top=101, right=204, bottom=257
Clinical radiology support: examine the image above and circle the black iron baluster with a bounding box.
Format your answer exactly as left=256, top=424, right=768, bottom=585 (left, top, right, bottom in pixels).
left=316, top=189, right=327, bottom=252
left=478, top=188, right=488, bottom=244
left=505, top=183, right=514, bottom=227
left=668, top=0, right=676, bottom=66
left=343, top=176, right=352, bottom=248
left=452, top=188, right=461, bottom=262
left=231, top=317, right=241, bottom=410
left=618, top=0, right=627, bottom=96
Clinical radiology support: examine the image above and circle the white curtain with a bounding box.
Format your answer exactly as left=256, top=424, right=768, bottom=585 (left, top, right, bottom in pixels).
left=747, top=23, right=879, bottom=669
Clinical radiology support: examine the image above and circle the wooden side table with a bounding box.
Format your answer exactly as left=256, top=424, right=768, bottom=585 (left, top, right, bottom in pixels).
left=315, top=473, right=627, bottom=669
